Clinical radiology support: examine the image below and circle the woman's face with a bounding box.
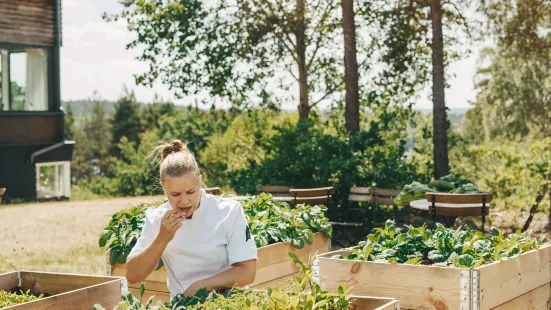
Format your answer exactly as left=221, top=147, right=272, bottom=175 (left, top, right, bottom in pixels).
left=162, top=173, right=202, bottom=218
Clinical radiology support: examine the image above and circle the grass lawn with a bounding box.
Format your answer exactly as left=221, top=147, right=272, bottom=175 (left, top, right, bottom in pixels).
left=0, top=195, right=164, bottom=275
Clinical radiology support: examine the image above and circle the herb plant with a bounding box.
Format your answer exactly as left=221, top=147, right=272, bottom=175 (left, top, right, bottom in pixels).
left=0, top=289, right=43, bottom=308
left=243, top=193, right=333, bottom=249
left=99, top=194, right=332, bottom=265
left=94, top=253, right=352, bottom=310
left=337, top=220, right=550, bottom=268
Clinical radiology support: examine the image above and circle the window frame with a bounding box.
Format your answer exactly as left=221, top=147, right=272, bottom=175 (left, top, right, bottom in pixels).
left=35, top=160, right=71, bottom=199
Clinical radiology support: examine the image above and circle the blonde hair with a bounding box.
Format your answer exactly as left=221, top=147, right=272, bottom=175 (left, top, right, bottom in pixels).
left=152, top=139, right=200, bottom=181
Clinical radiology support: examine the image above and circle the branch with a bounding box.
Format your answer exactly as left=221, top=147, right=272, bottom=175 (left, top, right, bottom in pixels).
left=308, top=56, right=371, bottom=108
left=245, top=5, right=300, bottom=64
left=307, top=1, right=336, bottom=70
left=442, top=1, right=473, bottom=41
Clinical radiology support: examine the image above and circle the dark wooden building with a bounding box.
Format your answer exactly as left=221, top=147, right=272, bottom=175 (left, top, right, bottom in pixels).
left=0, top=0, right=74, bottom=201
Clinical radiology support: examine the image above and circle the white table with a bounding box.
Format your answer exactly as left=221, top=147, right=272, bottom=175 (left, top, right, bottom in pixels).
left=409, top=199, right=492, bottom=211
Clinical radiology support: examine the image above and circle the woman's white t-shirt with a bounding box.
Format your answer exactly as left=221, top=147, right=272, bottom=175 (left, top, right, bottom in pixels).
left=127, top=190, right=258, bottom=300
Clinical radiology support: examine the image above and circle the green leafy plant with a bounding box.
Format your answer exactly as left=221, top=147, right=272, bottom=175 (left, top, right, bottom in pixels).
left=337, top=220, right=550, bottom=268
left=99, top=202, right=164, bottom=268
left=243, top=193, right=333, bottom=249
left=95, top=253, right=352, bottom=310
left=0, top=289, right=43, bottom=308
left=393, top=175, right=485, bottom=206
left=99, top=195, right=333, bottom=264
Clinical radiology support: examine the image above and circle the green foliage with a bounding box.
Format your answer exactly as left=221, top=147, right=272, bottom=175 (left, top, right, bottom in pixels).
left=393, top=175, right=484, bottom=206
left=64, top=104, right=76, bottom=140
left=243, top=194, right=332, bottom=249
left=199, top=111, right=296, bottom=187
left=229, top=114, right=423, bottom=219
left=452, top=138, right=551, bottom=210
left=99, top=196, right=332, bottom=264
left=339, top=220, right=550, bottom=268
left=464, top=0, right=550, bottom=140
left=95, top=254, right=351, bottom=310
left=99, top=202, right=164, bottom=267
left=110, top=89, right=142, bottom=157
left=71, top=93, right=113, bottom=182
left=0, top=289, right=43, bottom=308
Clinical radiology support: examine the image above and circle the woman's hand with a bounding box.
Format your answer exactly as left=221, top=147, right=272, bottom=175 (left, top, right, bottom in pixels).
left=158, top=210, right=185, bottom=243
left=183, top=281, right=204, bottom=297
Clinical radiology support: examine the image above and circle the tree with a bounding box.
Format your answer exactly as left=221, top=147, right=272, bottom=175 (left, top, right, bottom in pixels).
left=141, top=96, right=177, bottom=132
left=64, top=104, right=76, bottom=140
left=466, top=0, right=551, bottom=140
left=76, top=91, right=112, bottom=178
left=105, top=0, right=350, bottom=119
left=342, top=0, right=360, bottom=135
left=358, top=0, right=478, bottom=179
left=110, top=88, right=142, bottom=157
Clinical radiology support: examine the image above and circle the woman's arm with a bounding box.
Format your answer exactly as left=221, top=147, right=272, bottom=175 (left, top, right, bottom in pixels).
left=125, top=234, right=170, bottom=284
left=184, top=259, right=257, bottom=295
left=126, top=210, right=184, bottom=284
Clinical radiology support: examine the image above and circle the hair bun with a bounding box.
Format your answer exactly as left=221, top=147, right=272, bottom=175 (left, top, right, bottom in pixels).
left=161, top=139, right=189, bottom=160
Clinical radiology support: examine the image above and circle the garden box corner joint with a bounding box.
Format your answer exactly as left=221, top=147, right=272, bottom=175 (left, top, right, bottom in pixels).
left=0, top=0, right=75, bottom=202
left=314, top=243, right=551, bottom=310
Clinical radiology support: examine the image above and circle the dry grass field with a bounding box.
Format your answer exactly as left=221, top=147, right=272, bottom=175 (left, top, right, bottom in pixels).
left=0, top=195, right=164, bottom=275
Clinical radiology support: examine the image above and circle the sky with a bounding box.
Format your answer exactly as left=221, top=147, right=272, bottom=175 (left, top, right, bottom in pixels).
left=60, top=0, right=478, bottom=111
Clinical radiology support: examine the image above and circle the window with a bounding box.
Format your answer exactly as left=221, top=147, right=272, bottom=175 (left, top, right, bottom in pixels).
left=36, top=161, right=71, bottom=199
left=0, top=48, right=48, bottom=111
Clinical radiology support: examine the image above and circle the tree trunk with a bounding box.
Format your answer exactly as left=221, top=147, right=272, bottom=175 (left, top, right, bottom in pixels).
left=296, top=0, right=309, bottom=120
left=342, top=0, right=360, bottom=135
left=430, top=0, right=449, bottom=179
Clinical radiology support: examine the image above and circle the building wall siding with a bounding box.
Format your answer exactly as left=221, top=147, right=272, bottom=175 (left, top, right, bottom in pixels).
left=0, top=0, right=58, bottom=46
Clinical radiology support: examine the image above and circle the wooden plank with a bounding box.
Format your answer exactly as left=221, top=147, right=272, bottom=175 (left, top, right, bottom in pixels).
left=290, top=196, right=331, bottom=207
left=111, top=266, right=168, bottom=291
left=477, top=244, right=551, bottom=309
left=350, top=187, right=373, bottom=195
left=349, top=194, right=373, bottom=202
left=373, top=197, right=395, bottom=206
left=5, top=279, right=122, bottom=310
left=490, top=283, right=550, bottom=310
left=256, top=185, right=292, bottom=194
left=349, top=295, right=400, bottom=310
left=428, top=206, right=489, bottom=216
left=289, top=187, right=335, bottom=197
left=372, top=188, right=401, bottom=197
left=19, top=271, right=120, bottom=296
left=252, top=233, right=329, bottom=286
left=317, top=253, right=463, bottom=310
left=0, top=271, right=19, bottom=291
left=424, top=193, right=494, bottom=204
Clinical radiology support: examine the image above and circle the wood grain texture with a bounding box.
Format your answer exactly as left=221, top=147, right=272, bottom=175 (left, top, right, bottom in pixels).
left=317, top=255, right=462, bottom=310
left=477, top=244, right=551, bottom=309
left=424, top=193, right=494, bottom=204
left=0, top=0, right=58, bottom=46
left=490, top=283, right=550, bottom=310
left=0, top=271, right=19, bottom=291
left=349, top=295, right=400, bottom=310
left=1, top=271, right=122, bottom=310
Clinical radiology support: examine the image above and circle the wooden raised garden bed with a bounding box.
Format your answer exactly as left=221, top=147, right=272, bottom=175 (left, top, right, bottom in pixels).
left=314, top=243, right=551, bottom=310
left=108, top=232, right=329, bottom=302
left=349, top=295, right=400, bottom=310
left=0, top=271, right=125, bottom=310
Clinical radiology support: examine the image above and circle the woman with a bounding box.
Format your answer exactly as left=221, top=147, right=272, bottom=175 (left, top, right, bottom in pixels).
left=125, top=140, right=257, bottom=299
